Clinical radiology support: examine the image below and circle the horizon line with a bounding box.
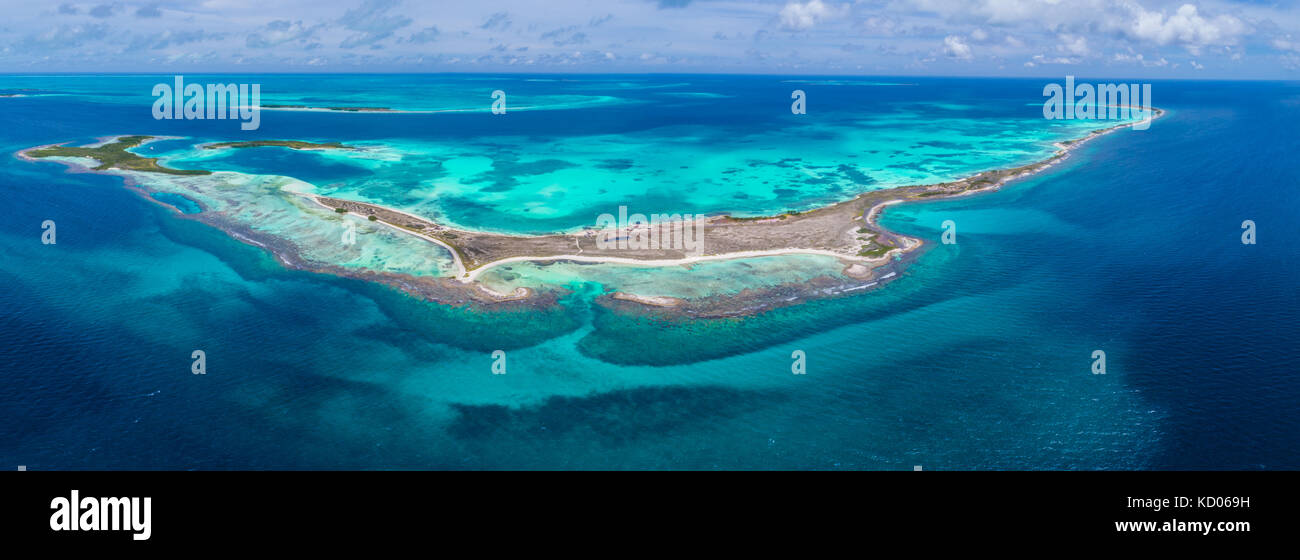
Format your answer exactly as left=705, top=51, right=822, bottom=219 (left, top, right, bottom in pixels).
left=0, top=71, right=1293, bottom=83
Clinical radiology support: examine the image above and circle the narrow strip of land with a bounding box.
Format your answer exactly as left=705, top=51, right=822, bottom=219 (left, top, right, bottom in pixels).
left=20, top=110, right=1161, bottom=293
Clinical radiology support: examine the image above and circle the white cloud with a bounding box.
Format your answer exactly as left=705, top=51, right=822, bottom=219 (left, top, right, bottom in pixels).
left=1273, top=37, right=1300, bottom=53
left=1112, top=52, right=1171, bottom=67
left=1128, top=3, right=1246, bottom=54
left=910, top=0, right=1249, bottom=55
left=779, top=0, right=846, bottom=31
left=246, top=20, right=321, bottom=49
left=0, top=0, right=1290, bottom=75
left=1058, top=34, right=1089, bottom=56
left=1029, top=54, right=1081, bottom=65
left=337, top=0, right=412, bottom=49
left=943, top=35, right=972, bottom=60
left=860, top=15, right=901, bottom=36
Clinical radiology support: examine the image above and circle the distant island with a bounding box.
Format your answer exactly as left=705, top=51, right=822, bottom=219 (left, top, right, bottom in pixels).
left=18, top=110, right=1161, bottom=316
left=22, top=136, right=209, bottom=176
left=261, top=104, right=394, bottom=112
left=201, top=140, right=356, bottom=150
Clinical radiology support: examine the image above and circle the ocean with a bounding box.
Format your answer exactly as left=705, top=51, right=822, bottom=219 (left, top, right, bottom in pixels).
left=0, top=75, right=1296, bottom=469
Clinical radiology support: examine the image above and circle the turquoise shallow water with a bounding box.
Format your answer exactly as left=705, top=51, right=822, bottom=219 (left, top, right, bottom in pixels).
left=10, top=74, right=1137, bottom=296
left=0, top=75, right=1295, bottom=469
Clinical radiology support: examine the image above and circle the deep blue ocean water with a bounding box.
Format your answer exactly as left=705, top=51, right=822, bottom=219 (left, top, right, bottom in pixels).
left=0, top=75, right=1296, bottom=469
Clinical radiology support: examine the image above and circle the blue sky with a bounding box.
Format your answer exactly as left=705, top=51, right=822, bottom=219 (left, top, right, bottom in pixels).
left=2, top=0, right=1298, bottom=78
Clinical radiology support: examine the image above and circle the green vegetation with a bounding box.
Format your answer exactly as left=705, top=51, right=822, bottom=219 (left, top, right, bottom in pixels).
left=368, top=215, right=378, bottom=221
left=334, top=207, right=348, bottom=213
left=857, top=234, right=895, bottom=258
left=858, top=244, right=893, bottom=258
left=203, top=140, right=354, bottom=150
left=25, top=136, right=209, bottom=176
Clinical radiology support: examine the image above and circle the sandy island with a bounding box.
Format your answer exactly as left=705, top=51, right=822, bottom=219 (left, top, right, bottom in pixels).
left=17, top=108, right=1162, bottom=316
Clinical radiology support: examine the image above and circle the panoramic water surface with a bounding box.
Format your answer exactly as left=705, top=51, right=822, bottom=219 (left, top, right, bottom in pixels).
left=0, top=75, right=1295, bottom=469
